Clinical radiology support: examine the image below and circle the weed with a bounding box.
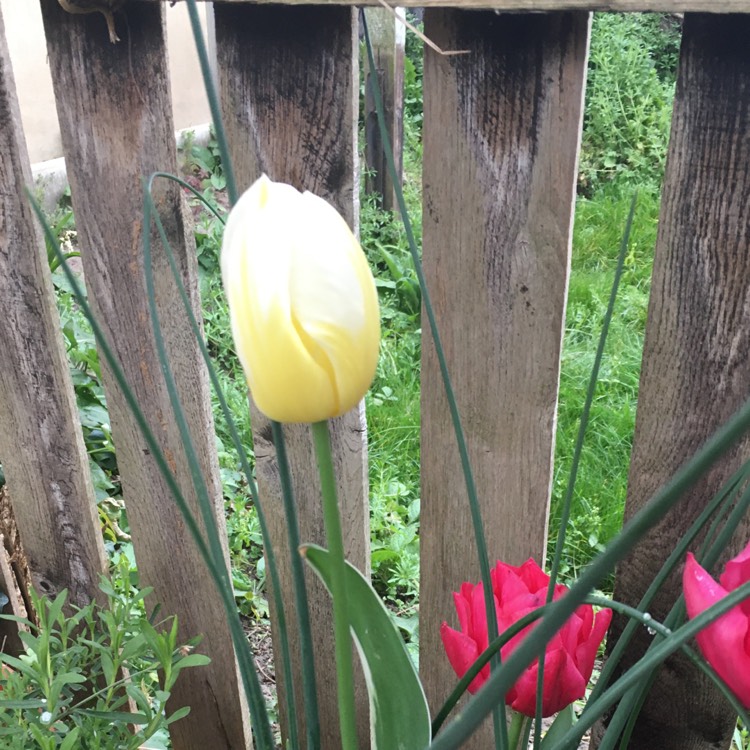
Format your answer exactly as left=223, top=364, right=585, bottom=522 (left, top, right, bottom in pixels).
left=0, top=561, right=207, bottom=749
left=579, top=13, right=679, bottom=195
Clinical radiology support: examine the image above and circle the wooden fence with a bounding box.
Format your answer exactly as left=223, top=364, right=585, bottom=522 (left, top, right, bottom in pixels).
left=1, top=1, right=749, bottom=749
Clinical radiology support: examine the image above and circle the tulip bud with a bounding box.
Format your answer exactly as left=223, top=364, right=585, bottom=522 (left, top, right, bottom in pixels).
left=221, top=175, right=380, bottom=424
left=683, top=544, right=750, bottom=708
left=441, top=559, right=612, bottom=717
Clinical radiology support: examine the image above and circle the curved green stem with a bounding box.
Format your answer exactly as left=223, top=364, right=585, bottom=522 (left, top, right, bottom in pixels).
left=145, top=173, right=304, bottom=748
left=312, top=421, right=358, bottom=749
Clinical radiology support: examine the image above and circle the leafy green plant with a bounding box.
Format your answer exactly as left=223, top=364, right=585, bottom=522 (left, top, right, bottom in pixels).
left=0, top=566, right=208, bottom=749
left=43, top=189, right=80, bottom=274
left=734, top=722, right=750, bottom=750
left=579, top=13, right=679, bottom=195
left=188, top=133, right=227, bottom=200
left=403, top=12, right=424, bottom=158
left=54, top=272, right=123, bottom=541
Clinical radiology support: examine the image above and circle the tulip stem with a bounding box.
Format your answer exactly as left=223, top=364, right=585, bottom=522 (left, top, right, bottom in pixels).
left=312, top=420, right=358, bottom=750
left=508, top=712, right=527, bottom=750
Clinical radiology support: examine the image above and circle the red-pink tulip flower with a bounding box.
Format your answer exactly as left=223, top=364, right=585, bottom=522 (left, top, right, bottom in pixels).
left=441, top=559, right=612, bottom=717
left=683, top=543, right=750, bottom=708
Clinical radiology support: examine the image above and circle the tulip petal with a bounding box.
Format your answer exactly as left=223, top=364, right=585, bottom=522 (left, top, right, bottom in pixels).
left=575, top=607, right=612, bottom=682
left=454, top=583, right=478, bottom=634
left=290, top=192, right=380, bottom=417
left=469, top=583, right=492, bottom=655
left=440, top=623, right=488, bottom=693
left=683, top=553, right=750, bottom=707
left=221, top=176, right=380, bottom=423
left=516, top=558, right=551, bottom=595
left=720, top=541, right=750, bottom=616
left=508, top=648, right=586, bottom=717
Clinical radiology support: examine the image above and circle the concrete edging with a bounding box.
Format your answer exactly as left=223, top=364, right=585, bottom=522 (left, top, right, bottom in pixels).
left=31, top=123, right=212, bottom=213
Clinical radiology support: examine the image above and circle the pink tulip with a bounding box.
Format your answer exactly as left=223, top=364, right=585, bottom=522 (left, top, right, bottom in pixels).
left=441, top=558, right=612, bottom=717
left=683, top=543, right=750, bottom=708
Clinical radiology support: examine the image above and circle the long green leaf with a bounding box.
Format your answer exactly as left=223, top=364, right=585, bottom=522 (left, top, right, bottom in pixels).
left=0, top=699, right=48, bottom=710
left=588, top=459, right=750, bottom=708
left=303, top=545, right=431, bottom=750
left=141, top=188, right=274, bottom=749
left=595, top=463, right=750, bottom=749
left=536, top=195, right=636, bottom=747
left=539, top=704, right=575, bottom=749
left=28, top=195, right=275, bottom=749
left=79, top=709, right=149, bottom=723
left=550, top=580, right=750, bottom=750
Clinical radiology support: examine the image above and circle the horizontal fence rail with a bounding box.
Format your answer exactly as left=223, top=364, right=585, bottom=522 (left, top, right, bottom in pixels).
left=141, top=1, right=750, bottom=12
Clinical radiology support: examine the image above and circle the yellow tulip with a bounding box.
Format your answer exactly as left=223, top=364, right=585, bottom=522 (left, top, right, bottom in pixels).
left=221, top=175, right=381, bottom=424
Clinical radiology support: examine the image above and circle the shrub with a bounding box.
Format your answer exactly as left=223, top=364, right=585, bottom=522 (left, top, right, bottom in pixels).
left=579, top=13, right=680, bottom=195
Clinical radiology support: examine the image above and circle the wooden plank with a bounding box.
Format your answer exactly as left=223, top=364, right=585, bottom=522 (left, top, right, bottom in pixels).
left=419, top=10, right=589, bottom=746
left=143, top=0, right=750, bottom=13
left=0, top=3, right=107, bottom=610
left=599, top=14, right=750, bottom=750
left=38, top=3, right=252, bottom=749
left=364, top=7, right=405, bottom=211
left=215, top=6, right=370, bottom=748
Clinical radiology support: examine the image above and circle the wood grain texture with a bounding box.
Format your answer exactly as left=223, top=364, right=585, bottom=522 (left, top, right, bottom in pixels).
left=597, top=14, right=750, bottom=750
left=0, top=4, right=107, bottom=609
left=146, top=0, right=750, bottom=13
left=215, top=6, right=370, bottom=748
left=364, top=7, right=404, bottom=212
left=38, top=3, right=251, bottom=748
left=419, top=10, right=589, bottom=746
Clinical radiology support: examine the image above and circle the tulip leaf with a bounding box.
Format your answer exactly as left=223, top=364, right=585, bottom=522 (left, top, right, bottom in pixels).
left=302, top=545, right=431, bottom=750
left=539, top=703, right=576, bottom=748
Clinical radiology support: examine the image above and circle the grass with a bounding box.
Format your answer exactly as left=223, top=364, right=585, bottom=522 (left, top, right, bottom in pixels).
left=550, top=186, right=660, bottom=583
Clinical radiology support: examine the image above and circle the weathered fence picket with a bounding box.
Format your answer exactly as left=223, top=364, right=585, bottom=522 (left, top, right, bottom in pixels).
left=0, top=2, right=107, bottom=612
left=2, top=2, right=750, bottom=750
left=600, top=14, right=750, bottom=750
left=214, top=5, right=370, bottom=746
left=37, top=2, right=251, bottom=747
left=419, top=11, right=590, bottom=746
left=364, top=8, right=405, bottom=211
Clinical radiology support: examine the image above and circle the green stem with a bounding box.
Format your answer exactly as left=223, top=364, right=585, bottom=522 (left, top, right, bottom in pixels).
left=508, top=712, right=527, bottom=750
left=272, top=420, right=320, bottom=749
left=312, top=421, right=358, bottom=749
